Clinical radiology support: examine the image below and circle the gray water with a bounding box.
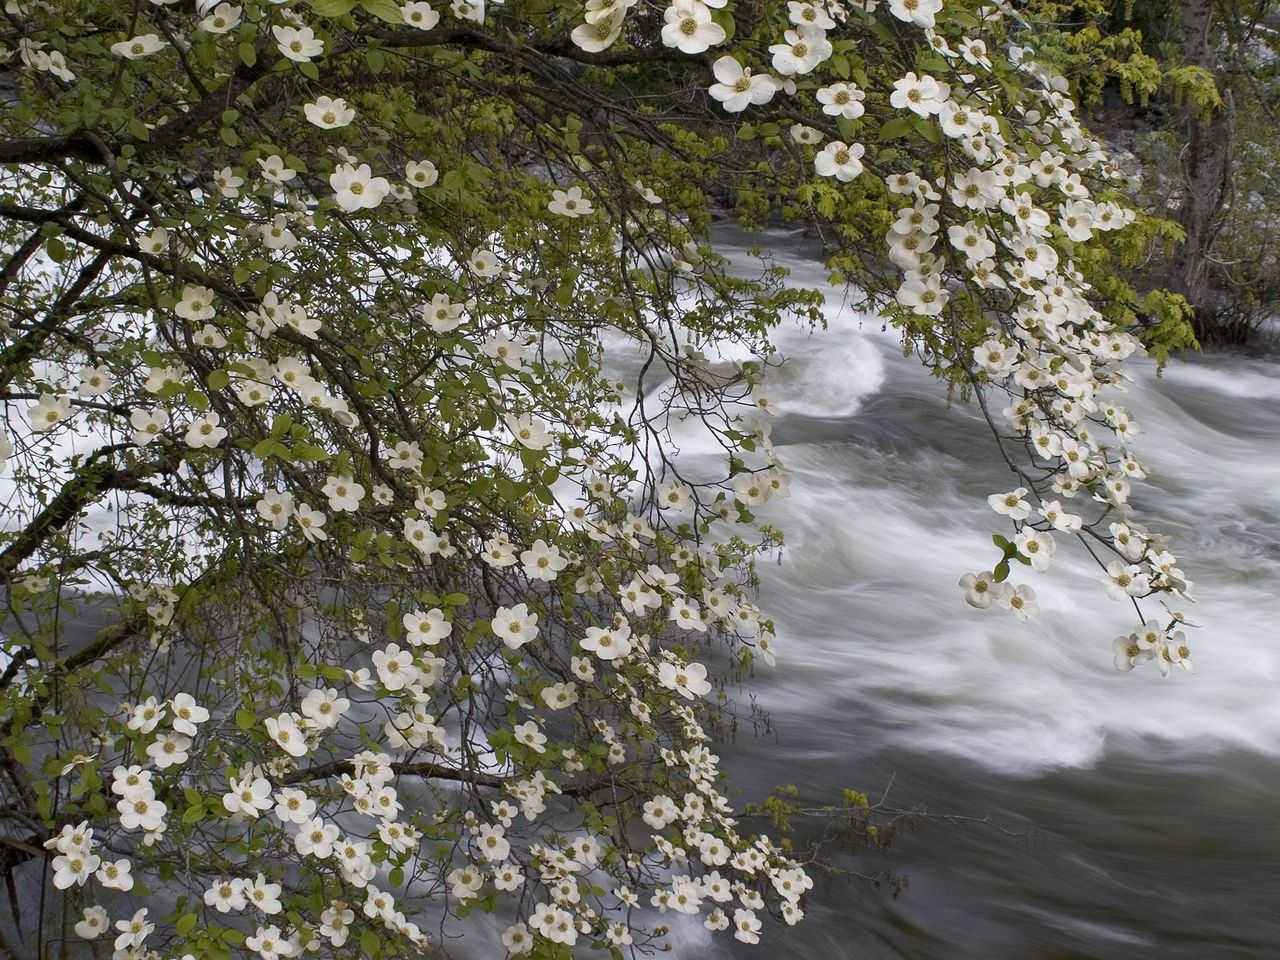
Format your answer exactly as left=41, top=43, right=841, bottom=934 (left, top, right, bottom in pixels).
left=13, top=235, right=1277, bottom=958
left=693, top=236, right=1280, bottom=959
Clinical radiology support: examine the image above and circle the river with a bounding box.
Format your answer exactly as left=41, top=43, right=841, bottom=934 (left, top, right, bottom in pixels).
left=10, top=231, right=1277, bottom=959
left=689, top=232, right=1280, bottom=959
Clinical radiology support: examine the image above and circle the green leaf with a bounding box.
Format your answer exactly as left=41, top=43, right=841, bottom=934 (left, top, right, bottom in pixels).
left=181, top=803, right=206, bottom=824
left=877, top=116, right=914, bottom=141
left=310, top=0, right=358, bottom=14
left=238, top=41, right=257, bottom=67
left=207, top=369, right=230, bottom=392
left=271, top=414, right=293, bottom=438
left=293, top=443, right=331, bottom=463
left=175, top=913, right=198, bottom=936
left=234, top=709, right=256, bottom=730
left=710, top=7, right=735, bottom=41
left=250, top=438, right=289, bottom=460
left=45, top=237, right=67, bottom=263
left=35, top=787, right=52, bottom=821
left=366, top=47, right=387, bottom=73
left=362, top=0, right=404, bottom=23
left=914, top=116, right=941, bottom=144
left=518, top=446, right=546, bottom=471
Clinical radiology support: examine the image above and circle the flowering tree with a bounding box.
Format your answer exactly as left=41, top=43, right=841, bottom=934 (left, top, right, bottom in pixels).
left=0, top=0, right=1196, bottom=957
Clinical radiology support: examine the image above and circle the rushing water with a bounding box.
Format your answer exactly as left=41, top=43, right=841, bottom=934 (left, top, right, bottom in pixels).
left=691, top=233, right=1280, bottom=959
left=11, top=232, right=1276, bottom=958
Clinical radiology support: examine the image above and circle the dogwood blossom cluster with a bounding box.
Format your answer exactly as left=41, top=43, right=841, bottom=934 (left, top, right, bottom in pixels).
left=565, top=0, right=1193, bottom=668
left=0, top=0, right=1198, bottom=957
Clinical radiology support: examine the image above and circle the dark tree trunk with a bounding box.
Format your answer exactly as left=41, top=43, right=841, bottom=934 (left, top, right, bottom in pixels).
left=1173, top=0, right=1234, bottom=339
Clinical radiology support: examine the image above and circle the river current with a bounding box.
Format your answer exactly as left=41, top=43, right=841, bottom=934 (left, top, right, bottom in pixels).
left=687, top=233, right=1280, bottom=959
left=10, top=231, right=1276, bottom=959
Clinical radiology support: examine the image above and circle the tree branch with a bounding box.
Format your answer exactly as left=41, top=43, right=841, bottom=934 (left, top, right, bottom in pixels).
left=0, top=248, right=116, bottom=393
left=0, top=134, right=102, bottom=166
left=0, top=446, right=181, bottom=579
left=0, top=49, right=277, bottom=169
left=281, top=758, right=608, bottom=797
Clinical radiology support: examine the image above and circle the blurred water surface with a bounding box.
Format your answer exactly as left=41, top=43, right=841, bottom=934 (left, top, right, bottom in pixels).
left=700, top=232, right=1280, bottom=959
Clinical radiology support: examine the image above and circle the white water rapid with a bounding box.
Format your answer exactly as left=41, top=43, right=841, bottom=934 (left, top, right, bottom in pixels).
left=700, top=230, right=1280, bottom=960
